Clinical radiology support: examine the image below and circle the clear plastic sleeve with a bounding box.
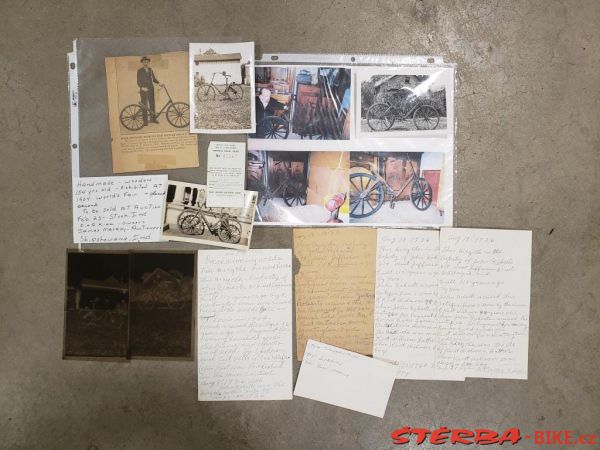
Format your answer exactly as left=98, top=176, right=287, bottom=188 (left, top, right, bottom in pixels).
left=247, top=53, right=456, bottom=228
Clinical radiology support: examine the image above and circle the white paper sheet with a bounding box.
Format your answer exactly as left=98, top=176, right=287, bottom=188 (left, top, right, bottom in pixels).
left=436, top=228, right=532, bottom=379
left=294, top=340, right=396, bottom=418
left=72, top=175, right=167, bottom=243
left=374, top=229, right=462, bottom=380
left=197, top=249, right=293, bottom=401
left=206, top=141, right=246, bottom=208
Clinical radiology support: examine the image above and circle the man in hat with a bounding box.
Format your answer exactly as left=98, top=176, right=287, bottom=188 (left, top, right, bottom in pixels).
left=137, top=56, right=163, bottom=125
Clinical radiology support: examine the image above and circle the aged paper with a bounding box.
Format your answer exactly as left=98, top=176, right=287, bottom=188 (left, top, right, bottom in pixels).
left=374, top=229, right=462, bottom=380
left=73, top=175, right=166, bottom=243
left=436, top=228, right=532, bottom=379
left=206, top=141, right=246, bottom=208
left=293, top=228, right=377, bottom=360
left=105, top=51, right=199, bottom=173
left=294, top=340, right=396, bottom=418
left=197, top=249, right=293, bottom=401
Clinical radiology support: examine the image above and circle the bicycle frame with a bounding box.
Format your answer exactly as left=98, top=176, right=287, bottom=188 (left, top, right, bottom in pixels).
left=204, top=73, right=231, bottom=95
left=138, top=86, right=174, bottom=117
left=357, top=157, right=420, bottom=203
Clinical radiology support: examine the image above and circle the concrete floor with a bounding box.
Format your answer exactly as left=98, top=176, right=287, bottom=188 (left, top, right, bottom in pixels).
left=1, top=1, right=599, bottom=449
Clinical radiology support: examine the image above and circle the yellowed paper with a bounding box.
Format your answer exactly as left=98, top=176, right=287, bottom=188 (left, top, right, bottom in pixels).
left=105, top=51, right=199, bottom=173
left=293, top=228, right=376, bottom=360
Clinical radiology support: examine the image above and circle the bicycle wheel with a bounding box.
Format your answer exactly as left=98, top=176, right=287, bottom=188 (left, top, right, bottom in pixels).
left=366, top=103, right=395, bottom=132
left=283, top=180, right=307, bottom=207
left=349, top=172, right=385, bottom=218
left=217, top=219, right=242, bottom=244
left=227, top=84, right=243, bottom=100
left=413, top=104, right=440, bottom=130
left=119, top=104, right=145, bottom=131
left=180, top=215, right=204, bottom=235
left=257, top=116, right=289, bottom=139
left=166, top=102, right=190, bottom=128
left=410, top=178, right=433, bottom=211
left=196, top=85, right=216, bottom=102
left=177, top=209, right=196, bottom=227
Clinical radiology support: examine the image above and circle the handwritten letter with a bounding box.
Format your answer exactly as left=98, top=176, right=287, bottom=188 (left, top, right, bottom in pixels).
left=294, top=340, right=396, bottom=418
left=436, top=228, right=532, bottom=379
left=73, top=175, right=167, bottom=243
left=197, top=249, right=293, bottom=401
left=374, top=229, right=460, bottom=380
left=293, top=228, right=377, bottom=360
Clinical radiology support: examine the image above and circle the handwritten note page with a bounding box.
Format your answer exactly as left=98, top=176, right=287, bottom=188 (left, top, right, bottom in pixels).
left=294, top=340, right=397, bottom=418
left=206, top=141, right=246, bottom=208
left=374, top=229, right=461, bottom=380
left=293, top=228, right=377, bottom=360
left=436, top=228, right=532, bottom=379
left=197, top=249, right=293, bottom=401
left=73, top=175, right=167, bottom=243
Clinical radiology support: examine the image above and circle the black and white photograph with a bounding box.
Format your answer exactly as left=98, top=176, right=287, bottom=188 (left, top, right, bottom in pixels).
left=189, top=42, right=255, bottom=134
left=162, top=180, right=258, bottom=249
left=64, top=252, right=129, bottom=359
left=250, top=66, right=351, bottom=141
left=129, top=252, right=195, bottom=359
left=105, top=51, right=198, bottom=173
left=349, top=151, right=451, bottom=226
left=357, top=69, right=449, bottom=138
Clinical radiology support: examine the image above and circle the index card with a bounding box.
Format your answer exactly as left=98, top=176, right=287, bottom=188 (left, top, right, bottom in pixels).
left=293, top=228, right=377, bottom=360
left=294, top=340, right=397, bottom=418
left=374, top=229, right=462, bottom=380
left=436, top=228, right=532, bottom=379
left=206, top=141, right=246, bottom=208
left=197, top=249, right=293, bottom=401
left=73, top=175, right=167, bottom=243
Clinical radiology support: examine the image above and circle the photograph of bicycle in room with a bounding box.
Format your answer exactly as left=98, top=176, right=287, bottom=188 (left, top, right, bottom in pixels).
left=349, top=151, right=452, bottom=226
left=247, top=150, right=349, bottom=225
left=189, top=42, right=255, bottom=134
left=105, top=51, right=198, bottom=173
left=161, top=180, right=258, bottom=250
left=357, top=68, right=450, bottom=138
left=250, top=66, right=351, bottom=141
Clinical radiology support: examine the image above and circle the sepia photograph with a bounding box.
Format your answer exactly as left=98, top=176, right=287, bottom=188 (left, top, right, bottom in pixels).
left=105, top=51, right=198, bottom=173
left=358, top=71, right=448, bottom=137
left=129, top=252, right=195, bottom=359
left=247, top=150, right=349, bottom=225
left=349, top=151, right=449, bottom=225
left=251, top=66, right=351, bottom=141
left=162, top=180, right=258, bottom=249
left=189, top=42, right=255, bottom=133
left=64, top=252, right=130, bottom=359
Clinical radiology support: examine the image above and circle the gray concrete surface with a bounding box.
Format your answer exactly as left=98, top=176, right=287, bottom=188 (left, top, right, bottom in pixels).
left=1, top=1, right=599, bottom=449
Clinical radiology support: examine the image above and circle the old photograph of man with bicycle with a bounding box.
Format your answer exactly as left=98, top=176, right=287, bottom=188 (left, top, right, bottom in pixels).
left=105, top=51, right=198, bottom=173
left=189, top=42, right=255, bottom=134
left=162, top=180, right=258, bottom=250
left=358, top=68, right=450, bottom=137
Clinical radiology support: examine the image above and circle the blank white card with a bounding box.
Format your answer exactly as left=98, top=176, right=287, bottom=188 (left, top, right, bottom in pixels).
left=294, top=340, right=396, bottom=418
